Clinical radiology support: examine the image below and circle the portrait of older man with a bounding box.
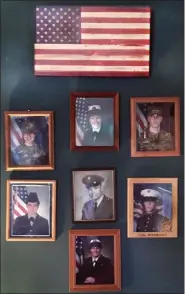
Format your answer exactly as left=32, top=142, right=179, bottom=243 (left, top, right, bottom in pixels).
left=137, top=104, right=174, bottom=151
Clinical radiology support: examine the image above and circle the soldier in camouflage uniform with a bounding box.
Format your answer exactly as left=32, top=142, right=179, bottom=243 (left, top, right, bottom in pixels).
left=12, top=120, right=46, bottom=166
left=138, top=105, right=174, bottom=151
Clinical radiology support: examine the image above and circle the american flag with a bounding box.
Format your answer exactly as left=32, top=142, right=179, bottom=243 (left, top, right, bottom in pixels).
left=75, top=236, right=84, bottom=273
left=75, top=97, right=89, bottom=146
left=11, top=117, right=23, bottom=151
left=12, top=185, right=28, bottom=220
left=136, top=104, right=148, bottom=136
left=34, top=6, right=151, bottom=77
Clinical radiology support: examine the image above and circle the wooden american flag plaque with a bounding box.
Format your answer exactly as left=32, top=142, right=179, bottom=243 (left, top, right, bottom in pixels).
left=34, top=6, right=151, bottom=77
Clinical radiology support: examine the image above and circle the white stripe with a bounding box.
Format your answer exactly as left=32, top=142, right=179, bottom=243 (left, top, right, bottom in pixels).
left=35, top=54, right=149, bottom=61
left=17, top=196, right=28, bottom=210
left=76, top=122, right=84, bottom=139
left=82, top=34, right=150, bottom=40
left=137, top=122, right=143, bottom=134
left=35, top=44, right=150, bottom=50
left=14, top=204, right=25, bottom=216
left=136, top=104, right=148, bottom=126
left=35, top=65, right=149, bottom=72
left=81, top=12, right=150, bottom=18
left=76, top=137, right=82, bottom=146
left=11, top=132, right=20, bottom=148
left=81, top=23, right=150, bottom=29
left=11, top=118, right=22, bottom=137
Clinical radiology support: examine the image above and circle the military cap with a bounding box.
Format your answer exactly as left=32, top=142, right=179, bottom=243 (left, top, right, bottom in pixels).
left=27, top=192, right=40, bottom=204
left=89, top=239, right=102, bottom=249
left=141, top=189, right=161, bottom=202
left=147, top=105, right=163, bottom=117
left=82, top=174, right=104, bottom=189
left=21, top=120, right=37, bottom=134
left=87, top=105, right=102, bottom=118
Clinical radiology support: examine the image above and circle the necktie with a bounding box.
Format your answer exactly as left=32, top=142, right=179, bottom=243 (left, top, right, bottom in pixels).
left=93, top=259, right=97, bottom=267
left=94, top=202, right=98, bottom=211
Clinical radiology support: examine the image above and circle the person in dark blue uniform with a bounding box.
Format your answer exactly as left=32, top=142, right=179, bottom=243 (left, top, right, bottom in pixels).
left=81, top=174, right=113, bottom=220
left=136, top=189, right=169, bottom=232
left=76, top=239, right=114, bottom=285
left=82, top=105, right=113, bottom=146
left=13, top=192, right=49, bottom=236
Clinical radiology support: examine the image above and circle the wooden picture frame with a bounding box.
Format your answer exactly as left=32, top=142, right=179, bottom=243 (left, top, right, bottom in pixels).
left=70, top=92, right=119, bottom=151
left=130, top=97, right=180, bottom=157
left=6, top=180, right=56, bottom=241
left=127, top=178, right=178, bottom=238
left=69, top=229, right=121, bottom=292
left=72, top=168, right=116, bottom=223
left=5, top=111, right=54, bottom=171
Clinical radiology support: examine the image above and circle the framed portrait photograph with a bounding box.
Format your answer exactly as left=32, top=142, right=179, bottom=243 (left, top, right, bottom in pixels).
left=69, top=229, right=121, bottom=292
left=127, top=178, right=178, bottom=238
left=130, top=97, right=180, bottom=157
left=6, top=180, right=56, bottom=241
left=5, top=111, right=54, bottom=171
left=72, top=169, right=116, bottom=223
left=70, top=92, right=119, bottom=151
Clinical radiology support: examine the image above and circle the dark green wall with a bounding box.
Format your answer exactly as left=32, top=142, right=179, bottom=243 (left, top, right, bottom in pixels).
left=1, top=0, right=184, bottom=293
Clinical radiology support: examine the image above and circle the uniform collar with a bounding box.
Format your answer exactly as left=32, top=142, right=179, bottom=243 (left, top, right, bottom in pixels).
left=94, top=195, right=104, bottom=207
left=92, top=127, right=101, bottom=133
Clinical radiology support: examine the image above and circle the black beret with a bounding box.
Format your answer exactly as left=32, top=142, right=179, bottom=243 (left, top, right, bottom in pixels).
left=21, top=120, right=37, bottom=134
left=82, top=174, right=104, bottom=189
left=27, top=192, right=40, bottom=204
left=147, top=105, right=163, bottom=116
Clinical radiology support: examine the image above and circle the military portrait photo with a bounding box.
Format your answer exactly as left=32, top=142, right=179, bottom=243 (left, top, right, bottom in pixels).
left=130, top=97, right=180, bottom=157
left=6, top=180, right=56, bottom=241
left=70, top=92, right=119, bottom=150
left=72, top=169, right=116, bottom=222
left=5, top=111, right=54, bottom=170
left=69, top=229, right=121, bottom=291
left=127, top=178, right=178, bottom=238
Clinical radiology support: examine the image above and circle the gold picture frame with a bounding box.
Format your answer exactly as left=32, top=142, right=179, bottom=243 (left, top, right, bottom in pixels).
left=130, top=97, right=180, bottom=157
left=5, top=111, right=54, bottom=171
left=6, top=180, right=56, bottom=241
left=127, top=178, right=178, bottom=238
left=69, top=229, right=121, bottom=292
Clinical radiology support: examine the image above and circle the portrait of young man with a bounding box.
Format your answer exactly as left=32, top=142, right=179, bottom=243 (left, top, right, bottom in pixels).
left=76, top=237, right=114, bottom=285
left=133, top=183, right=172, bottom=233
left=75, top=97, right=114, bottom=147
left=10, top=116, right=49, bottom=166
left=136, top=103, right=174, bottom=152
left=73, top=170, right=115, bottom=222
left=11, top=184, right=51, bottom=237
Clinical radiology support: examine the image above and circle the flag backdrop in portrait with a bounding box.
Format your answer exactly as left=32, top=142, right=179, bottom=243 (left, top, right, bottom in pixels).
left=12, top=185, right=28, bottom=219
left=75, top=97, right=89, bottom=146
left=34, top=6, right=151, bottom=77
left=75, top=236, right=84, bottom=273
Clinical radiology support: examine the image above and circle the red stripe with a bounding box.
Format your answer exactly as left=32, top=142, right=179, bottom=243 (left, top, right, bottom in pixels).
left=34, top=70, right=149, bottom=77
left=17, top=201, right=27, bottom=214
left=35, top=48, right=150, bottom=56
left=82, top=39, right=150, bottom=45
left=76, top=260, right=80, bottom=267
left=81, top=7, right=151, bottom=12
left=136, top=113, right=145, bottom=130
left=81, top=17, right=150, bottom=23
left=81, top=28, right=150, bottom=34
left=14, top=209, right=21, bottom=217
left=35, top=60, right=149, bottom=66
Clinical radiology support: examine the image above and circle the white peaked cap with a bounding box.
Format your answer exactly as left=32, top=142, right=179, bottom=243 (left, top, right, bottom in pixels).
left=88, top=105, right=101, bottom=111
left=90, top=239, right=101, bottom=243
left=141, top=189, right=161, bottom=198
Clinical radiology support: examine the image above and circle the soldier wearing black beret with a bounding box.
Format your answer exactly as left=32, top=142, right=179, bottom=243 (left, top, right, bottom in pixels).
left=82, top=105, right=113, bottom=146
left=81, top=174, right=113, bottom=220
left=12, top=120, right=47, bottom=166
left=138, top=104, right=174, bottom=151
left=76, top=239, right=114, bottom=285
left=13, top=192, right=49, bottom=236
